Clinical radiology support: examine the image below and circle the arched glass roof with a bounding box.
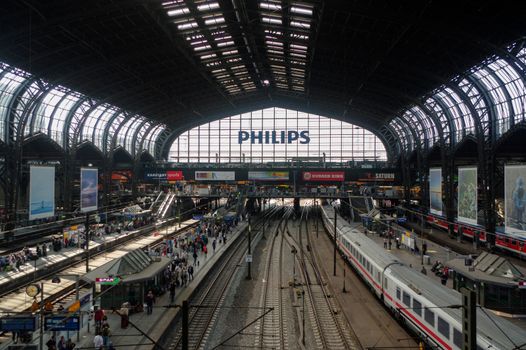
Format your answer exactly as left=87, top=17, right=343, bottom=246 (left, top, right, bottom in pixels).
left=0, top=60, right=165, bottom=157
left=387, top=44, right=526, bottom=152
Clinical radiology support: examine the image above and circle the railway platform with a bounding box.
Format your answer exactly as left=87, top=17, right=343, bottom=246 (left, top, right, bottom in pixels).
left=0, top=219, right=197, bottom=348
left=69, top=220, right=248, bottom=350
left=0, top=219, right=197, bottom=315
left=0, top=219, right=192, bottom=294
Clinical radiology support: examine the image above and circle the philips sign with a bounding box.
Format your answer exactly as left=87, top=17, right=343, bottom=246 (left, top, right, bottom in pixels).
left=238, top=130, right=310, bottom=144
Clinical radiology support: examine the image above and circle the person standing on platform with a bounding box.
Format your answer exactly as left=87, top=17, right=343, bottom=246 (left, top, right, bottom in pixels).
left=119, top=303, right=129, bottom=328
left=93, top=333, right=103, bottom=350
left=146, top=290, right=155, bottom=315
left=46, top=335, right=57, bottom=350
left=169, top=282, right=176, bottom=304
left=94, top=306, right=104, bottom=333
left=188, top=265, right=194, bottom=281
left=57, top=336, right=66, bottom=350
left=65, top=339, right=75, bottom=350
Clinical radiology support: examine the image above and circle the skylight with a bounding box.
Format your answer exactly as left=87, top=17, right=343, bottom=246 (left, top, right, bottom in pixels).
left=161, top=0, right=260, bottom=95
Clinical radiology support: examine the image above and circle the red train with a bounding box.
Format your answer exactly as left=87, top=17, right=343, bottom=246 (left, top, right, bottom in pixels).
left=426, top=214, right=526, bottom=256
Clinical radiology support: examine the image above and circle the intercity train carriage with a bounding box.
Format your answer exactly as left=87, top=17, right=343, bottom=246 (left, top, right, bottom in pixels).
left=321, top=205, right=526, bottom=350
left=425, top=214, right=487, bottom=243
left=426, top=214, right=526, bottom=257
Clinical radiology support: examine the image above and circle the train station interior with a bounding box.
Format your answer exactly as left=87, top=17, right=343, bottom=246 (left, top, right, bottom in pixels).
left=0, top=1, right=526, bottom=349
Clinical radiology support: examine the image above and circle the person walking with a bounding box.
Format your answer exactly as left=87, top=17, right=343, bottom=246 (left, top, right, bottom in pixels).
left=146, top=290, right=155, bottom=315
left=383, top=238, right=387, bottom=249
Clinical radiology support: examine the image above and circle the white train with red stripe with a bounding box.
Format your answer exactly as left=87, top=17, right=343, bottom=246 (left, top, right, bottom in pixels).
left=322, top=205, right=526, bottom=350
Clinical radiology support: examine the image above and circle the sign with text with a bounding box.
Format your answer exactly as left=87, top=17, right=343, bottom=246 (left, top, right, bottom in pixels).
left=166, top=170, right=184, bottom=181
left=361, top=172, right=396, bottom=181
left=303, top=171, right=344, bottom=182
left=238, top=130, right=310, bottom=144
left=95, top=277, right=121, bottom=285
left=44, top=316, right=80, bottom=331
left=195, top=171, right=235, bottom=181
left=248, top=171, right=289, bottom=181
left=0, top=316, right=37, bottom=332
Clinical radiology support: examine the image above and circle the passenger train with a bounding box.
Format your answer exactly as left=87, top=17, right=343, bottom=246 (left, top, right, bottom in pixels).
left=426, top=214, right=526, bottom=256
left=321, top=205, right=526, bottom=350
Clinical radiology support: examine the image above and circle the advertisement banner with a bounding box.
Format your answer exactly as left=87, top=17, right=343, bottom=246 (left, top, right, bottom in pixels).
left=111, top=171, right=132, bottom=182
left=505, top=165, right=526, bottom=234
left=80, top=168, right=98, bottom=213
left=248, top=171, right=289, bottom=181
left=144, top=172, right=166, bottom=181
left=167, top=170, right=184, bottom=181
left=429, top=168, right=442, bottom=216
left=458, top=167, right=477, bottom=225
left=303, top=171, right=345, bottom=182
left=29, top=166, right=55, bottom=220
left=195, top=171, right=235, bottom=181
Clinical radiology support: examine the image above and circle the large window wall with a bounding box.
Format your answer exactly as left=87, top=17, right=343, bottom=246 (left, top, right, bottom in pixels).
left=169, top=107, right=387, bottom=163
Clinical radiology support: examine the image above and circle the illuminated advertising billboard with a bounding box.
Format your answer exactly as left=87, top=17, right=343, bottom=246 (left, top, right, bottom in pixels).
left=429, top=168, right=443, bottom=216
left=505, top=164, right=526, bottom=234
left=167, top=170, right=184, bottom=181
left=303, top=171, right=345, bottom=182
left=80, top=168, right=98, bottom=213
left=195, top=171, right=235, bottom=181
left=458, top=167, right=477, bottom=225
left=29, top=166, right=55, bottom=220
left=248, top=171, right=289, bottom=181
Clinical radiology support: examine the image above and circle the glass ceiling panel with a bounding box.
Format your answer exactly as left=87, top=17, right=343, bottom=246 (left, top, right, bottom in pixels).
left=145, top=124, right=165, bottom=156
left=258, top=1, right=316, bottom=93
left=0, top=65, right=30, bottom=142
left=487, top=59, right=526, bottom=125
left=27, top=88, right=66, bottom=137
left=424, top=97, right=451, bottom=143
left=124, top=117, right=145, bottom=154
left=471, top=67, right=511, bottom=135
left=411, top=106, right=437, bottom=146
left=161, top=0, right=258, bottom=95
left=93, top=106, right=119, bottom=150
left=49, top=92, right=81, bottom=147
left=134, top=121, right=153, bottom=155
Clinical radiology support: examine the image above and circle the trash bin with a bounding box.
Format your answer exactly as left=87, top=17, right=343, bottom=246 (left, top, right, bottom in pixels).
left=423, top=255, right=431, bottom=265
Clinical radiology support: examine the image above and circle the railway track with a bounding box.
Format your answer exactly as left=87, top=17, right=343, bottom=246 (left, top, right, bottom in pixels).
left=286, top=205, right=359, bottom=350
left=167, top=207, right=283, bottom=350
left=254, top=208, right=291, bottom=350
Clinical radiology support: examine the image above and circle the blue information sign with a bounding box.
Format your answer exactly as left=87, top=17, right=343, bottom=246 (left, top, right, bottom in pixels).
left=397, top=217, right=407, bottom=223
left=44, top=316, right=80, bottom=331
left=0, top=316, right=37, bottom=332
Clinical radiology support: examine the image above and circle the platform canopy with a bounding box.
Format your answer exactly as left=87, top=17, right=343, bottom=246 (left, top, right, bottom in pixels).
left=0, top=0, right=523, bottom=138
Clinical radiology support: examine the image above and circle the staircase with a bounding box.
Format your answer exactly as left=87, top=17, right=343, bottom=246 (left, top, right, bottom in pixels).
left=158, top=193, right=176, bottom=219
